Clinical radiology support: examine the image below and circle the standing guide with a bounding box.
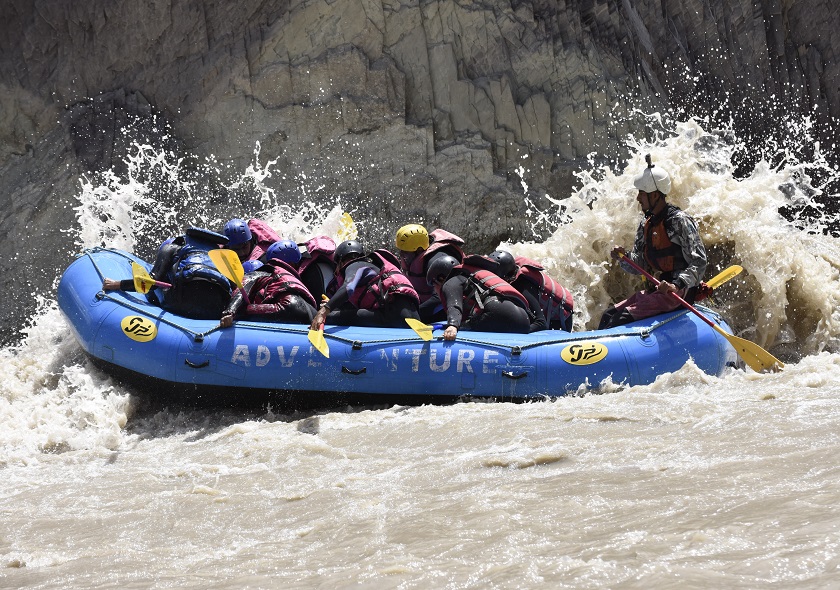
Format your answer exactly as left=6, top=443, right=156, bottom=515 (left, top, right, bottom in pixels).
left=599, top=156, right=708, bottom=329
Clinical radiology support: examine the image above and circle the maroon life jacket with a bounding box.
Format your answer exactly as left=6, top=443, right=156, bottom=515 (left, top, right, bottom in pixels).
left=443, top=255, right=530, bottom=317
left=334, top=250, right=420, bottom=310
left=511, top=256, right=574, bottom=325
left=246, top=218, right=282, bottom=262
left=298, top=235, right=336, bottom=275
left=403, top=229, right=465, bottom=301
left=250, top=260, right=316, bottom=308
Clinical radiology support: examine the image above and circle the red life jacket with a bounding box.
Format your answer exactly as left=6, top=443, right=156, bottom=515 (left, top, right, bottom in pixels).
left=642, top=206, right=687, bottom=274
left=511, top=256, right=574, bottom=324
left=447, top=255, right=530, bottom=317
left=251, top=260, right=317, bottom=308
left=246, top=219, right=282, bottom=262
left=403, top=229, right=465, bottom=300
left=337, top=250, right=420, bottom=310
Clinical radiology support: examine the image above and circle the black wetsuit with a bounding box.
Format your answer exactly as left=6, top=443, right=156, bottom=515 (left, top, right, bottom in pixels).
left=439, top=274, right=535, bottom=334
left=513, top=279, right=566, bottom=332
left=416, top=248, right=463, bottom=323
left=326, top=260, right=420, bottom=328
left=223, top=269, right=316, bottom=325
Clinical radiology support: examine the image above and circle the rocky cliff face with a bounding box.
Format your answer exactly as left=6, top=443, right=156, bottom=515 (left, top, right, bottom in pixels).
left=0, top=0, right=837, bottom=339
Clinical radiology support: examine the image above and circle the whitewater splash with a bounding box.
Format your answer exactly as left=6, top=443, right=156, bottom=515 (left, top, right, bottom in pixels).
left=73, top=140, right=354, bottom=258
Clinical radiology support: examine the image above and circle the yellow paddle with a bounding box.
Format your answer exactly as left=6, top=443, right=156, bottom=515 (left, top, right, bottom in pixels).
left=706, top=265, right=743, bottom=289
left=336, top=212, right=358, bottom=241
left=405, top=318, right=450, bottom=341
left=308, top=325, right=329, bottom=358
left=208, top=249, right=250, bottom=305
left=405, top=318, right=435, bottom=341
left=131, top=262, right=171, bottom=294
left=618, top=254, right=783, bottom=373
left=308, top=294, right=330, bottom=357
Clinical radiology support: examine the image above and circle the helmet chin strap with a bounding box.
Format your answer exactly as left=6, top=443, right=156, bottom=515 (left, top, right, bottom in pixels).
left=643, top=192, right=661, bottom=217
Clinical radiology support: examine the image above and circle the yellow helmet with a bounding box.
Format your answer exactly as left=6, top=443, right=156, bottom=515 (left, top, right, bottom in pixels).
left=395, top=224, right=429, bottom=252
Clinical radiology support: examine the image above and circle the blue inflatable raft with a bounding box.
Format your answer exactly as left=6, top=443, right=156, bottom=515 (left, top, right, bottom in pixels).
left=58, top=248, right=739, bottom=406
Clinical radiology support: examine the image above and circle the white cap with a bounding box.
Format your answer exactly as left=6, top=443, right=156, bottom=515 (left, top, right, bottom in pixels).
left=633, top=166, right=671, bottom=195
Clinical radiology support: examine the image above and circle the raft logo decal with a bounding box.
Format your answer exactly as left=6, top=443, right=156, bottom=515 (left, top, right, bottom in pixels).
left=120, top=316, right=157, bottom=342
left=561, top=342, right=608, bottom=365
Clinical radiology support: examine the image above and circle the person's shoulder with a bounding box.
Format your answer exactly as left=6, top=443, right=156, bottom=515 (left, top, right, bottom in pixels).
left=444, top=274, right=467, bottom=286
left=345, top=259, right=376, bottom=273
left=666, top=204, right=696, bottom=222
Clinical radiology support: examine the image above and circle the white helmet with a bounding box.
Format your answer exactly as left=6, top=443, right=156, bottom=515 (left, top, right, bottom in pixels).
left=633, top=164, right=671, bottom=195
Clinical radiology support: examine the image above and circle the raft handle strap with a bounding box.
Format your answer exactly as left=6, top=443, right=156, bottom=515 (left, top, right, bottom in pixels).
left=184, top=359, right=210, bottom=369
left=341, top=366, right=367, bottom=375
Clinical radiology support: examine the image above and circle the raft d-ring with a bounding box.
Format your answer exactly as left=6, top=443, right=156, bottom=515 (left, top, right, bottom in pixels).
left=501, top=371, right=528, bottom=380
left=184, top=359, right=210, bottom=369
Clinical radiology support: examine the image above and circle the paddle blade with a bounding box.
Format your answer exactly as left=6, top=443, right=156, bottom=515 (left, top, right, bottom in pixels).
left=308, top=329, right=329, bottom=358
left=713, top=325, right=784, bottom=373
left=337, top=212, right=358, bottom=241
left=131, top=262, right=155, bottom=294
left=208, top=249, right=244, bottom=288
left=706, top=265, right=743, bottom=289
left=405, top=318, right=434, bottom=341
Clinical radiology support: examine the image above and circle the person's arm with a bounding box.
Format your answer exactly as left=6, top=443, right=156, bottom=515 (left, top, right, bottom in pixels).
left=221, top=272, right=266, bottom=327
left=148, top=242, right=180, bottom=281
left=440, top=276, right=466, bottom=340
left=669, top=213, right=708, bottom=289
left=322, top=284, right=349, bottom=312
left=102, top=278, right=136, bottom=291
left=309, top=262, right=376, bottom=329
left=522, top=289, right=547, bottom=333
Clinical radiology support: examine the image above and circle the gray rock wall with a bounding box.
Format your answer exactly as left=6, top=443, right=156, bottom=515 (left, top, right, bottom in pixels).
left=0, top=0, right=837, bottom=339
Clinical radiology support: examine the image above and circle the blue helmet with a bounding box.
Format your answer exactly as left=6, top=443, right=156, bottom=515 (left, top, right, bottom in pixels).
left=223, top=218, right=253, bottom=246
left=266, top=239, right=302, bottom=265
left=242, top=260, right=264, bottom=273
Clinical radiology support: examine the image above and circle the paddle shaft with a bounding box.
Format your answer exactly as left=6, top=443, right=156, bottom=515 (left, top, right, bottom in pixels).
left=618, top=254, right=717, bottom=329
left=617, top=254, right=783, bottom=372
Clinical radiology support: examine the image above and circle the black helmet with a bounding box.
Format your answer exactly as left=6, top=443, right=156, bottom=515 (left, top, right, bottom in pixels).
left=487, top=250, right=516, bottom=279
left=426, top=255, right=459, bottom=286
left=335, top=240, right=365, bottom=264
